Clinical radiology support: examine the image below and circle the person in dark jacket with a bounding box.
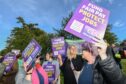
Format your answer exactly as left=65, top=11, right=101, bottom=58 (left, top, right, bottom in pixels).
left=78, top=40, right=126, bottom=84
left=58, top=45, right=84, bottom=84
left=111, top=44, right=122, bottom=69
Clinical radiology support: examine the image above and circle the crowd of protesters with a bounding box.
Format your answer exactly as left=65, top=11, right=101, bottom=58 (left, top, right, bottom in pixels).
left=0, top=40, right=126, bottom=84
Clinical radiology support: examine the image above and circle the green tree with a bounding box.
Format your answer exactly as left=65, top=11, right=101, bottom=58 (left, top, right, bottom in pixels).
left=54, top=12, right=80, bottom=40
left=46, top=33, right=57, bottom=52
left=120, top=39, right=126, bottom=46
left=0, top=49, right=8, bottom=56
left=0, top=17, right=49, bottom=56
left=104, top=24, right=118, bottom=45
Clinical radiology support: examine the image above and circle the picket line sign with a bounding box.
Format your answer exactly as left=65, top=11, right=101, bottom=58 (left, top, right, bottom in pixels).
left=22, top=39, right=42, bottom=70
left=65, top=0, right=110, bottom=43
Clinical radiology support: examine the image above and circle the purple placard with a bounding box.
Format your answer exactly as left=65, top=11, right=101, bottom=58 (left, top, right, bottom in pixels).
left=3, top=53, right=16, bottom=72
left=51, top=37, right=66, bottom=57
left=65, top=0, right=110, bottom=43
left=22, top=39, right=42, bottom=70
left=43, top=63, right=56, bottom=82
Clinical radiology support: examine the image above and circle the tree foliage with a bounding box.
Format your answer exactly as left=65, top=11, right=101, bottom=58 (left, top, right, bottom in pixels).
left=54, top=12, right=80, bottom=40
left=104, top=24, right=118, bottom=45
left=120, top=39, right=126, bottom=46
left=0, top=14, right=119, bottom=56
left=0, top=17, right=49, bottom=56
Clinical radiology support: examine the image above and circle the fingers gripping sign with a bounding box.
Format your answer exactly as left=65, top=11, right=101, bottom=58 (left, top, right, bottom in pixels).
left=94, top=39, right=107, bottom=60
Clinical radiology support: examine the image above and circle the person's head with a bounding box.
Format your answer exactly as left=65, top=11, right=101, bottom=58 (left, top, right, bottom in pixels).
left=45, top=52, right=53, bottom=61
left=36, top=55, right=42, bottom=64
left=82, top=49, right=95, bottom=64
left=16, top=54, right=22, bottom=59
left=45, top=53, right=50, bottom=61
left=67, top=45, right=77, bottom=59
left=82, top=48, right=92, bottom=60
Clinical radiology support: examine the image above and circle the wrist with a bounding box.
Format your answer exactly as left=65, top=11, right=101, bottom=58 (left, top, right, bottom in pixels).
left=59, top=60, right=63, bottom=66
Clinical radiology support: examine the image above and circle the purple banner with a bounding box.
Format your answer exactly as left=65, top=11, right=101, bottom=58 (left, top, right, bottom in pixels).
left=3, top=53, right=16, bottom=72
left=51, top=37, right=66, bottom=57
left=43, top=63, right=56, bottom=82
left=65, top=0, right=110, bottom=43
left=22, top=39, right=42, bottom=70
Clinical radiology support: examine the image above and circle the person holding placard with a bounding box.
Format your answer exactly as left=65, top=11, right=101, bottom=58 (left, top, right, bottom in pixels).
left=78, top=40, right=126, bottom=84
left=15, top=55, right=48, bottom=84
left=58, top=45, right=84, bottom=84
left=15, top=61, right=33, bottom=84
left=42, top=52, right=60, bottom=84
left=32, top=56, right=48, bottom=84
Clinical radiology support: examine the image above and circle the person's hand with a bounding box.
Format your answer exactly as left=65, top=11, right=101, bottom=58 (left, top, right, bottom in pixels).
left=24, top=62, right=32, bottom=81
left=23, top=62, right=28, bottom=72
left=82, top=50, right=95, bottom=64
left=94, top=39, right=107, bottom=60
left=23, top=62, right=33, bottom=73
left=57, top=54, right=63, bottom=66
left=57, top=54, right=62, bottom=61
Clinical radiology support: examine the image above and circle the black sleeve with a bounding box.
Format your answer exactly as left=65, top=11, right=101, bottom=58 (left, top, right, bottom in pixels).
left=99, top=56, right=124, bottom=84
left=60, top=57, right=67, bottom=72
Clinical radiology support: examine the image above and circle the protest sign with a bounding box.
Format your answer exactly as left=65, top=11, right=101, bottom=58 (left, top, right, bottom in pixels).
left=3, top=53, right=16, bottom=72
left=43, top=62, right=56, bottom=82
left=12, top=49, right=20, bottom=55
left=65, top=0, right=110, bottom=43
left=22, top=39, right=42, bottom=70
left=51, top=37, right=66, bottom=57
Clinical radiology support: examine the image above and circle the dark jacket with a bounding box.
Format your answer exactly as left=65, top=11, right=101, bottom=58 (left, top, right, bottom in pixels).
left=91, top=56, right=125, bottom=84
left=60, top=55, right=83, bottom=84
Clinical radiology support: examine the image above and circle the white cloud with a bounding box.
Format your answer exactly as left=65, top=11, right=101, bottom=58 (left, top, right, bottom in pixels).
left=113, top=20, right=125, bottom=27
